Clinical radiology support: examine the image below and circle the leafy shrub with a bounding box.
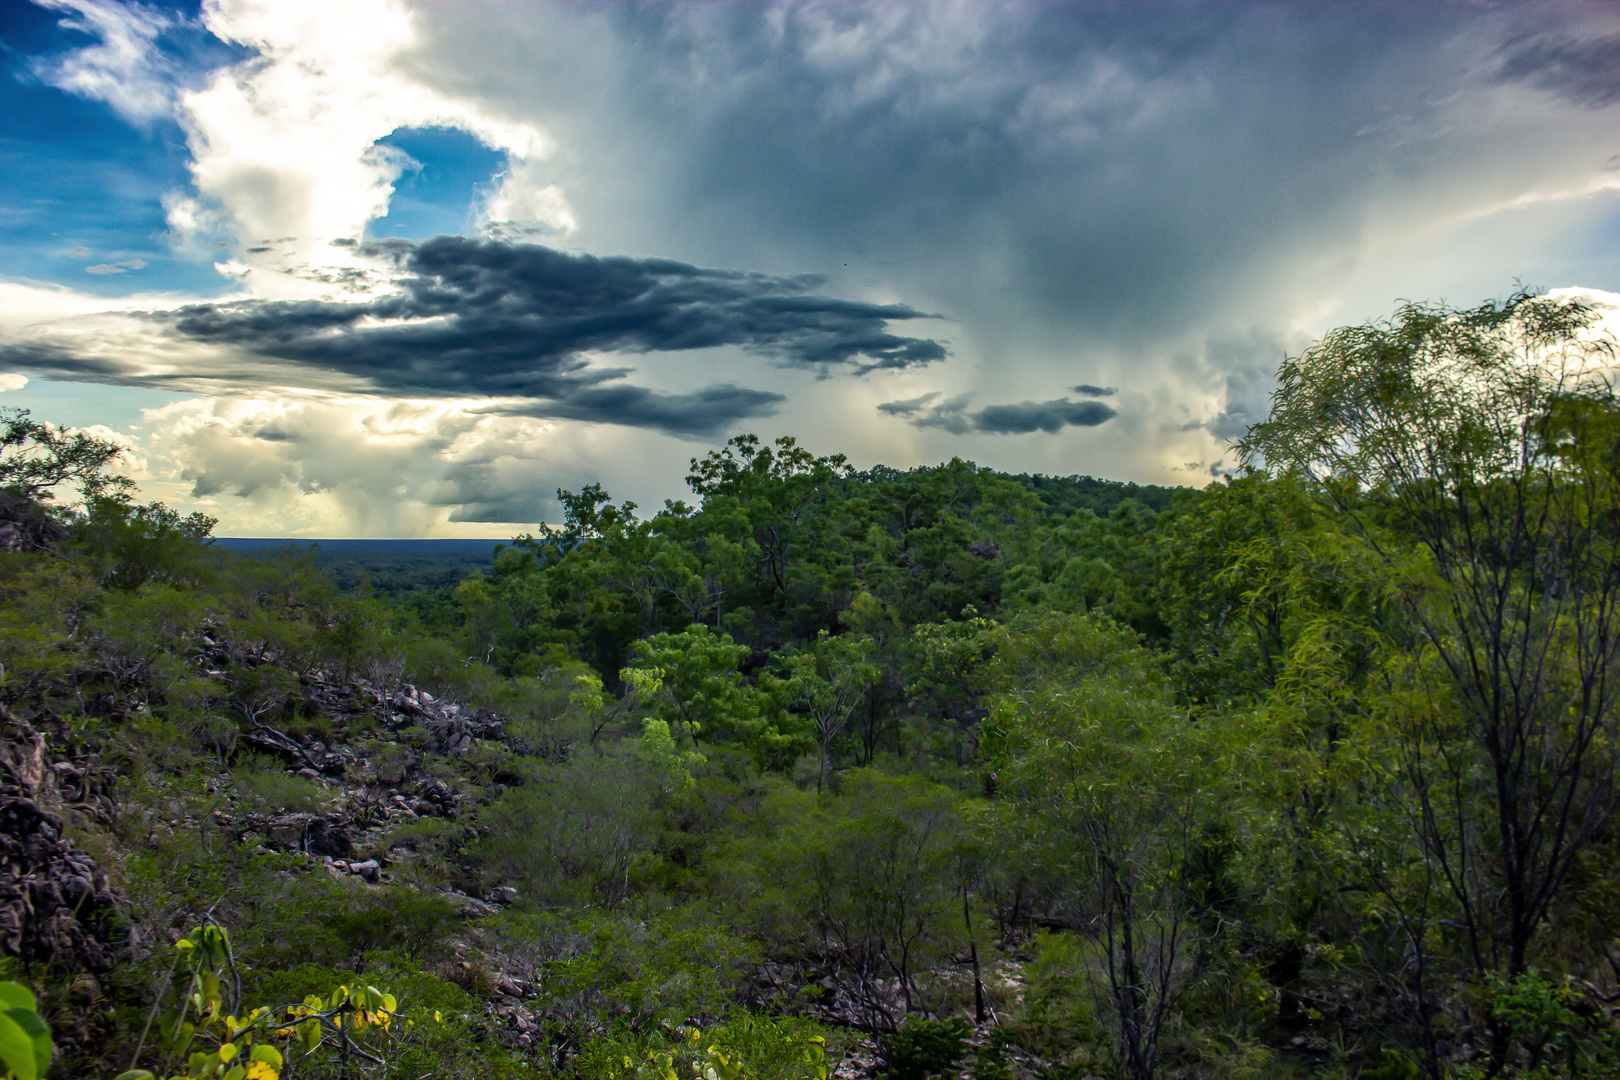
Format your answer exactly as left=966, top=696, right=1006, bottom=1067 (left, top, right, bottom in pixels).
left=576, top=1014, right=835, bottom=1080
left=1009, top=931, right=1108, bottom=1062
left=488, top=907, right=760, bottom=1037
left=880, top=1017, right=970, bottom=1080
left=229, top=756, right=328, bottom=814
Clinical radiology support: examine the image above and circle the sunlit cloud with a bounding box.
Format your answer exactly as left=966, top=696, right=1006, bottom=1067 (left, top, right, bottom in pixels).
left=30, top=0, right=178, bottom=122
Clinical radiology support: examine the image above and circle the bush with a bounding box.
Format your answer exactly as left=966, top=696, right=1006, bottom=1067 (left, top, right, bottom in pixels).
left=229, top=755, right=329, bottom=813
left=573, top=1013, right=838, bottom=1080
left=880, top=1017, right=970, bottom=1080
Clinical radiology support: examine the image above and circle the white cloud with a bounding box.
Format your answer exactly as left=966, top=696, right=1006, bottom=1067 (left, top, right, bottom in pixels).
left=31, top=0, right=177, bottom=123
left=160, top=0, right=572, bottom=298
left=0, top=374, right=29, bottom=393
left=14, top=2, right=1620, bottom=534
left=137, top=394, right=569, bottom=536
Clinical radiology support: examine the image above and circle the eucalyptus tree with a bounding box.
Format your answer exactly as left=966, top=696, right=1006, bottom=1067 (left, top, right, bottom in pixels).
left=1240, top=290, right=1620, bottom=1070
left=988, top=612, right=1212, bottom=1080
left=780, top=630, right=880, bottom=792
left=0, top=406, right=129, bottom=504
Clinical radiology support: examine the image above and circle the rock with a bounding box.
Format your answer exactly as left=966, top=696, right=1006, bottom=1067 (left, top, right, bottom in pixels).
left=448, top=893, right=500, bottom=919
left=302, top=818, right=353, bottom=859
left=488, top=885, right=519, bottom=905
left=0, top=492, right=70, bottom=553
left=349, top=859, right=382, bottom=883
left=0, top=719, right=120, bottom=972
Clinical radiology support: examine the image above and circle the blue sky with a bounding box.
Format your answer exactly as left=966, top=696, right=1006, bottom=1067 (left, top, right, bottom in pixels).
left=1, top=0, right=1618, bottom=536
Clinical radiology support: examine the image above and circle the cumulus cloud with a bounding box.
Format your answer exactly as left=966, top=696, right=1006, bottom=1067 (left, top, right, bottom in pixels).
left=879, top=392, right=1116, bottom=435
left=131, top=394, right=707, bottom=535
left=1, top=236, right=947, bottom=437
left=155, top=0, right=567, bottom=295
left=140, top=396, right=569, bottom=534
left=13, top=1, right=1620, bottom=533
left=0, top=375, right=29, bottom=393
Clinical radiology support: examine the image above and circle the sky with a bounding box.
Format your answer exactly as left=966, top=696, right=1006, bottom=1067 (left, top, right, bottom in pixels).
left=1, top=0, right=1617, bottom=538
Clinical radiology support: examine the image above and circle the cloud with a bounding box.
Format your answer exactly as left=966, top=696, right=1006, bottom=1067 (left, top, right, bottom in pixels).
left=30, top=0, right=178, bottom=122
left=2, top=236, right=947, bottom=437
left=975, top=399, right=1118, bottom=434
left=1497, top=33, right=1620, bottom=110
left=12, top=0, right=1620, bottom=534
left=0, top=374, right=28, bottom=393
left=141, top=396, right=519, bottom=534
left=83, top=259, right=147, bottom=275
left=879, top=391, right=1115, bottom=435
left=148, top=0, right=569, bottom=296
left=135, top=395, right=669, bottom=534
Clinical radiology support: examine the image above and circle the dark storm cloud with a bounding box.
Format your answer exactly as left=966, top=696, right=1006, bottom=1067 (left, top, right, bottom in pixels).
left=976, top=399, right=1118, bottom=434
left=879, top=392, right=1116, bottom=435
left=543, top=0, right=1619, bottom=364
left=166, top=236, right=945, bottom=377
left=1072, top=385, right=1116, bottom=397
left=3, top=236, right=951, bottom=437
left=1497, top=33, right=1620, bottom=109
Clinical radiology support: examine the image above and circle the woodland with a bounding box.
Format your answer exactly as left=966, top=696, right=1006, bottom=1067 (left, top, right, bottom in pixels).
left=0, top=289, right=1617, bottom=1080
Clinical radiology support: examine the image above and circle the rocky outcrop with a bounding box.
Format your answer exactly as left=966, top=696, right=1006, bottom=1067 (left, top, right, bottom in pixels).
left=0, top=492, right=69, bottom=554
left=0, top=716, right=121, bottom=972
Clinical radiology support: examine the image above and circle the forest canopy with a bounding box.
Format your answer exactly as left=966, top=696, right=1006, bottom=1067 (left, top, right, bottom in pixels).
left=0, top=289, right=1617, bottom=1080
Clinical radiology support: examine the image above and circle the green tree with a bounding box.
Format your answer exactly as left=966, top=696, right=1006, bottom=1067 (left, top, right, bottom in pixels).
left=772, top=771, right=966, bottom=1027
left=1240, top=289, right=1620, bottom=1072
left=687, top=435, right=850, bottom=605
left=623, top=624, right=811, bottom=768
left=989, top=612, right=1211, bottom=1080
left=0, top=407, right=129, bottom=504
left=778, top=631, right=880, bottom=791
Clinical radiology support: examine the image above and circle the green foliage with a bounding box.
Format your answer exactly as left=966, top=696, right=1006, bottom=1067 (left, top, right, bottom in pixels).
left=1011, top=932, right=1110, bottom=1063
left=0, top=982, right=53, bottom=1080
left=751, top=770, right=968, bottom=1022
left=10, top=302, right=1620, bottom=1080
left=624, top=624, right=811, bottom=768
left=879, top=1017, right=970, bottom=1080
left=580, top=1015, right=832, bottom=1080
left=489, top=908, right=761, bottom=1036
left=0, top=407, right=129, bottom=504
left=227, top=758, right=328, bottom=814
left=117, top=926, right=354, bottom=1080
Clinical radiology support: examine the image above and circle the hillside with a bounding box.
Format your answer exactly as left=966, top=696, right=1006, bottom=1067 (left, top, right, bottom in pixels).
left=2, top=293, right=1619, bottom=1080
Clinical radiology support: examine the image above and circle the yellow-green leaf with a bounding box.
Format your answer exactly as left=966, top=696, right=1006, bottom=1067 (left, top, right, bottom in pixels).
left=0, top=1012, right=37, bottom=1080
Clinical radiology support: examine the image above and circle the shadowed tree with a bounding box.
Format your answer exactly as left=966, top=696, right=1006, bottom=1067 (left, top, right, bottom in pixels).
left=1239, top=290, right=1620, bottom=1074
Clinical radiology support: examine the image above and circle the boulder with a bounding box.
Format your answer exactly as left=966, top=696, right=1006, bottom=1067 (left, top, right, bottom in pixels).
left=302, top=817, right=352, bottom=859
left=0, top=718, right=121, bottom=971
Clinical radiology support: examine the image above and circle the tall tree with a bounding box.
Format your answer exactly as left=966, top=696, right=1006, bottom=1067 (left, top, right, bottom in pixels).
left=1240, top=290, right=1620, bottom=1071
